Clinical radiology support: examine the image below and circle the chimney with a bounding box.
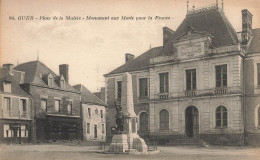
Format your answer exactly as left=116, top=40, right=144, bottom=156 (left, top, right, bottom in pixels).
left=3, top=64, right=14, bottom=75
left=125, top=53, right=134, bottom=63
left=163, top=27, right=174, bottom=46
left=241, top=9, right=253, bottom=45
left=59, top=64, right=69, bottom=83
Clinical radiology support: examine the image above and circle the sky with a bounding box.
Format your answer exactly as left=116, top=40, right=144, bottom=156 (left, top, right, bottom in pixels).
left=1, top=0, right=260, bottom=92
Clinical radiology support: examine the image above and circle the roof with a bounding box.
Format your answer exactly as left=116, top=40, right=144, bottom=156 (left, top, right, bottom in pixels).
left=73, top=84, right=106, bottom=106
left=163, top=8, right=239, bottom=55
left=0, top=67, right=30, bottom=97
left=105, top=46, right=163, bottom=76
left=14, top=61, right=79, bottom=93
left=174, top=8, right=238, bottom=46
left=105, top=7, right=239, bottom=76
left=247, top=28, right=260, bottom=54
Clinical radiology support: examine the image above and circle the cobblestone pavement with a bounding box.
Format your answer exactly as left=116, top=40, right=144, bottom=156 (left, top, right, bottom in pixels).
left=1, top=144, right=260, bottom=160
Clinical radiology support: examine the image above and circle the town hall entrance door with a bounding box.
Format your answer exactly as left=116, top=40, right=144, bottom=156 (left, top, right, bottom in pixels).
left=185, top=106, right=199, bottom=137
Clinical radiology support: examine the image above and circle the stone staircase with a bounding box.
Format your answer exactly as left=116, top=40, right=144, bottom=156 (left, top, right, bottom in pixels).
left=167, top=137, right=208, bottom=147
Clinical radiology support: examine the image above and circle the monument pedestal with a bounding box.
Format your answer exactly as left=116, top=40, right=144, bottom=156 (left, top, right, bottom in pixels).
left=108, top=133, right=147, bottom=153
left=108, top=134, right=129, bottom=153
left=109, top=116, right=148, bottom=153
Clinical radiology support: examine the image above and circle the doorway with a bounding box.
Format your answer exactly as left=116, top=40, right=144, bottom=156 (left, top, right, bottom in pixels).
left=94, top=125, right=97, bottom=139
left=12, top=125, right=21, bottom=144
left=185, top=106, right=199, bottom=137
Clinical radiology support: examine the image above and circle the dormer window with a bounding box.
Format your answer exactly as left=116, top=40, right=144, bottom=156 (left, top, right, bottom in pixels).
left=47, top=74, right=54, bottom=87
left=60, top=78, right=65, bottom=89
left=3, top=81, right=11, bottom=93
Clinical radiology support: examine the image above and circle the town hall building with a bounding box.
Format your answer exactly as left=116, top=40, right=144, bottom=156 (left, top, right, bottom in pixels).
left=104, top=4, right=260, bottom=145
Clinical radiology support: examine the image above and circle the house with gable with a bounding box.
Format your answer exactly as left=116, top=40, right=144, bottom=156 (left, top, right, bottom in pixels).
left=14, top=61, right=82, bottom=142
left=74, top=84, right=106, bottom=142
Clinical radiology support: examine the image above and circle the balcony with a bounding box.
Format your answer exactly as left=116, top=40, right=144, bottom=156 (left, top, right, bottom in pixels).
left=215, top=87, right=228, bottom=95
left=158, top=93, right=169, bottom=99
left=185, top=90, right=197, bottom=97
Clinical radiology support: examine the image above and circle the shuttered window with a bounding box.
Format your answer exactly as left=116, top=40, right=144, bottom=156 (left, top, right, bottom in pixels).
left=216, top=65, right=227, bottom=88
left=159, top=73, right=169, bottom=93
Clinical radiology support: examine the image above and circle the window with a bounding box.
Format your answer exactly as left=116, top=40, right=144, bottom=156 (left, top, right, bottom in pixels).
left=21, top=125, right=28, bottom=137
left=216, top=65, right=227, bottom=88
left=117, top=81, right=122, bottom=100
left=88, top=108, right=91, bottom=117
left=4, top=97, right=11, bottom=116
left=257, top=63, right=260, bottom=86
left=67, top=102, right=72, bottom=114
left=55, top=100, right=60, bottom=112
left=94, top=125, right=98, bottom=138
left=160, top=109, right=169, bottom=130
left=101, top=110, right=103, bottom=118
left=3, top=82, right=11, bottom=93
left=48, top=76, right=53, bottom=87
left=4, top=124, right=12, bottom=137
left=216, top=106, right=228, bottom=128
left=139, top=78, right=148, bottom=98
left=186, top=69, right=196, bottom=90
left=20, top=99, right=26, bottom=112
left=41, top=99, right=47, bottom=111
left=60, top=79, right=65, bottom=89
left=159, top=73, right=169, bottom=93
left=102, top=124, right=105, bottom=134
left=87, top=123, right=90, bottom=134
left=139, top=112, right=148, bottom=131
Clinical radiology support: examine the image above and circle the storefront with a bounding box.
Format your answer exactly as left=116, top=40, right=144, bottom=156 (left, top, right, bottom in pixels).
left=0, top=119, right=32, bottom=143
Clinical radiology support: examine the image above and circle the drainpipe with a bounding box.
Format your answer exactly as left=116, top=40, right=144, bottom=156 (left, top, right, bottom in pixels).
left=19, top=110, right=21, bottom=144
left=242, top=52, right=246, bottom=146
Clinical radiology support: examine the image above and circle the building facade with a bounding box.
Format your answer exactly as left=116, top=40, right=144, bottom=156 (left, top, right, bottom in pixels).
left=14, top=61, right=82, bottom=142
left=0, top=64, right=32, bottom=143
left=74, top=84, right=106, bottom=142
left=104, top=6, right=260, bottom=145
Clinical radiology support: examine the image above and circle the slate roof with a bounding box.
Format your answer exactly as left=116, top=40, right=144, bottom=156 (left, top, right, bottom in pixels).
left=105, top=46, right=163, bottom=76
left=73, top=84, right=106, bottom=106
left=0, top=67, right=30, bottom=97
left=162, top=8, right=239, bottom=55
left=105, top=7, right=241, bottom=76
left=14, top=61, right=79, bottom=93
left=247, top=28, right=260, bottom=54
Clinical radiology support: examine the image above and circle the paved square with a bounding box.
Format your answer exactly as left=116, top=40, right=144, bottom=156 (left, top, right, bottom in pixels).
left=1, top=144, right=260, bottom=160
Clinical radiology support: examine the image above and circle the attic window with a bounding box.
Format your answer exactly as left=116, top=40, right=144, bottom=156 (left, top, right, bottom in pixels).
left=48, top=76, right=54, bottom=87
left=60, top=79, right=65, bottom=89
left=3, top=82, right=11, bottom=93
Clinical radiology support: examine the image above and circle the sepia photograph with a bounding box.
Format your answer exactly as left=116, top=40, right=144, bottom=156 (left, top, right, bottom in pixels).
left=0, top=0, right=260, bottom=159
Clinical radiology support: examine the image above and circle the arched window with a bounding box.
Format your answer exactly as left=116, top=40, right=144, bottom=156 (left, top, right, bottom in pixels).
left=160, top=109, right=169, bottom=130
left=139, top=112, right=148, bottom=131
left=216, top=106, right=227, bottom=128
